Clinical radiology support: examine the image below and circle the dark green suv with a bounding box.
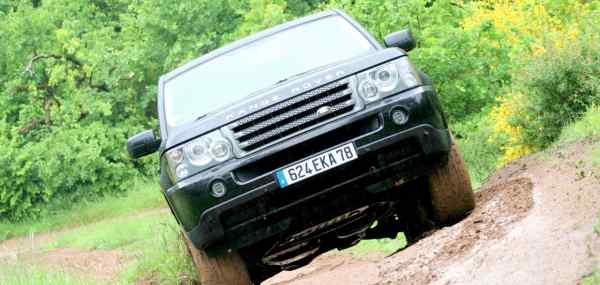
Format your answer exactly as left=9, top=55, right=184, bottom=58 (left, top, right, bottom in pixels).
left=128, top=9, right=474, bottom=285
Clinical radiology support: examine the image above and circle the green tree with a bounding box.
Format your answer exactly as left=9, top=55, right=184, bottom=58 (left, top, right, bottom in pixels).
left=0, top=0, right=241, bottom=220
left=325, top=0, right=511, bottom=121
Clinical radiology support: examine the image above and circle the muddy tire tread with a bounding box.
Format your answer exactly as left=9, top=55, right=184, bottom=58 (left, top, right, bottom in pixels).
left=183, top=234, right=253, bottom=285
left=428, top=137, right=475, bottom=225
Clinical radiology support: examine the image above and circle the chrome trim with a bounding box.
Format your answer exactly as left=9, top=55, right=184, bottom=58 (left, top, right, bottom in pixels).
left=223, top=76, right=363, bottom=157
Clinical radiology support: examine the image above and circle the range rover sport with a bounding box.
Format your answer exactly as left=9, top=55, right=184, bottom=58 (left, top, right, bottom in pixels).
left=127, top=10, right=475, bottom=285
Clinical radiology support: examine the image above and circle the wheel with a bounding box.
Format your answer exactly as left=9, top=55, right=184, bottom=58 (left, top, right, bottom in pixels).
left=427, top=136, right=475, bottom=225
left=182, top=233, right=252, bottom=285
left=402, top=196, right=434, bottom=244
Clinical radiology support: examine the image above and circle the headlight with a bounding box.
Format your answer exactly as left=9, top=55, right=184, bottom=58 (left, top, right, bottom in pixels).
left=357, top=57, right=421, bottom=102
left=165, top=130, right=233, bottom=181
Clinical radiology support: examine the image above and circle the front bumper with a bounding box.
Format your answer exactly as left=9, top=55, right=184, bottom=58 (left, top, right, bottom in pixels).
left=164, top=85, right=451, bottom=255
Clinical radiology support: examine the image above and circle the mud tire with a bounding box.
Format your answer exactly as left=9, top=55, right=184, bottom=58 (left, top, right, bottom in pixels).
left=428, top=137, right=475, bottom=225
left=182, top=233, right=252, bottom=285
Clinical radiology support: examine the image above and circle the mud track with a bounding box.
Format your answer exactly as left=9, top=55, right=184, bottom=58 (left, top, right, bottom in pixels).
left=266, top=140, right=600, bottom=285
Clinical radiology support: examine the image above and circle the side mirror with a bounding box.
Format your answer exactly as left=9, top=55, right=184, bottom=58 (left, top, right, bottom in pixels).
left=127, top=130, right=160, bottom=159
left=384, top=29, right=416, bottom=52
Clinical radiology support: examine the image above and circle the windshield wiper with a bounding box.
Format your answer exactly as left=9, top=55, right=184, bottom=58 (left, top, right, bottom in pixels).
left=273, top=62, right=341, bottom=87
left=274, top=70, right=311, bottom=85
left=195, top=114, right=207, bottom=121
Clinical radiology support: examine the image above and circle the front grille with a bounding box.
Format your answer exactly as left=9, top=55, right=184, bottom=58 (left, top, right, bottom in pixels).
left=233, top=115, right=381, bottom=182
left=225, top=78, right=360, bottom=153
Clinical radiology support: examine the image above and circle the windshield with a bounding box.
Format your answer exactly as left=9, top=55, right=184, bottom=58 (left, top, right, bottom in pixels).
left=163, top=15, right=375, bottom=129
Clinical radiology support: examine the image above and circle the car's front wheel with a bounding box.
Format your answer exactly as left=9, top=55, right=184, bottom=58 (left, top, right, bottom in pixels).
left=182, top=233, right=252, bottom=285
left=427, top=135, right=475, bottom=225
left=402, top=135, right=475, bottom=244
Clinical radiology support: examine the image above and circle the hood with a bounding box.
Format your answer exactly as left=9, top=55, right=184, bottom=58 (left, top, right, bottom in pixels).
left=161, top=48, right=407, bottom=151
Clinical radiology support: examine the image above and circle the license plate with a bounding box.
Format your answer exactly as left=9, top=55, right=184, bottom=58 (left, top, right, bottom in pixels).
left=275, top=143, right=358, bottom=188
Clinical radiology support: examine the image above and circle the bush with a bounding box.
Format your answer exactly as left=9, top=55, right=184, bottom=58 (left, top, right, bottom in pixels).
left=476, top=2, right=600, bottom=163
left=452, top=112, right=502, bottom=188
left=0, top=123, right=142, bottom=221
left=324, top=0, right=512, bottom=121
left=0, top=0, right=239, bottom=221
left=557, top=105, right=600, bottom=145
left=514, top=29, right=600, bottom=148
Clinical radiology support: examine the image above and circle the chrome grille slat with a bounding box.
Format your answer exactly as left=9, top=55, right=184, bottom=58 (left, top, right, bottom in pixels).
left=233, top=89, right=352, bottom=139
left=238, top=100, right=355, bottom=149
left=230, top=80, right=348, bottom=129
left=226, top=77, right=361, bottom=154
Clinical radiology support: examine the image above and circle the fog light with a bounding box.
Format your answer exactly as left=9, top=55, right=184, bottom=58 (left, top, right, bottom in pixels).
left=210, top=181, right=227, bottom=198
left=391, top=108, right=408, bottom=125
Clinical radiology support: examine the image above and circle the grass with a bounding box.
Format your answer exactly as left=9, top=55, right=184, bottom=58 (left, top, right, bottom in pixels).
left=580, top=213, right=600, bottom=285
left=34, top=207, right=195, bottom=284
left=0, top=262, right=96, bottom=285
left=42, top=206, right=196, bottom=284
left=596, top=214, right=600, bottom=235
left=118, top=214, right=197, bottom=285
left=560, top=107, right=600, bottom=285
left=452, top=112, right=502, bottom=189
left=582, top=272, right=600, bottom=285
left=346, top=234, right=407, bottom=257
left=454, top=105, right=600, bottom=189
left=556, top=106, right=600, bottom=145
left=591, top=146, right=600, bottom=169
left=48, top=210, right=170, bottom=250
left=0, top=179, right=164, bottom=241
left=0, top=179, right=182, bottom=284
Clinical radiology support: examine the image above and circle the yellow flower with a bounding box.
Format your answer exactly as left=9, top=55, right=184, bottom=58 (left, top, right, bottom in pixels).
left=533, top=45, right=546, bottom=57
left=462, top=0, right=587, bottom=60
left=489, top=92, right=531, bottom=165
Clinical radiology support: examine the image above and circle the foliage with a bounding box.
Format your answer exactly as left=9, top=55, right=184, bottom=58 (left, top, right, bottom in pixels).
left=513, top=33, right=600, bottom=148
left=463, top=0, right=600, bottom=164
left=0, top=262, right=95, bottom=285
left=324, top=0, right=512, bottom=121
left=582, top=270, right=600, bottom=285
left=48, top=210, right=167, bottom=250
left=346, top=234, right=406, bottom=257
left=452, top=112, right=502, bottom=187
left=557, top=106, right=600, bottom=145
left=119, top=213, right=197, bottom=285
left=462, top=0, right=586, bottom=61
left=0, top=179, right=162, bottom=241
left=488, top=92, right=532, bottom=165
left=0, top=0, right=240, bottom=221
left=227, top=0, right=291, bottom=40
left=1, top=0, right=599, bottom=221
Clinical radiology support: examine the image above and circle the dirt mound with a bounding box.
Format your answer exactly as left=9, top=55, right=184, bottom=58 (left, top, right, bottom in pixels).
left=267, top=140, right=600, bottom=285
left=378, top=177, right=533, bottom=284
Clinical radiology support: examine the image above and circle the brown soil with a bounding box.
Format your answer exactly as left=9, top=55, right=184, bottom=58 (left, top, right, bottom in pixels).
left=33, top=248, right=127, bottom=282
left=0, top=208, right=165, bottom=283
left=265, top=252, right=384, bottom=285
left=266, top=139, right=600, bottom=285
left=0, top=237, right=127, bottom=283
